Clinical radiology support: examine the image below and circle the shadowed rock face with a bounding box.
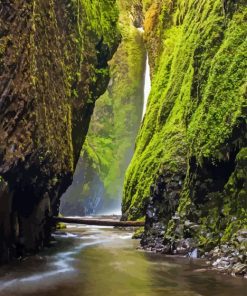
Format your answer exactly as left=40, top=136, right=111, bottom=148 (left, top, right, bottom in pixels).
left=0, top=0, right=120, bottom=263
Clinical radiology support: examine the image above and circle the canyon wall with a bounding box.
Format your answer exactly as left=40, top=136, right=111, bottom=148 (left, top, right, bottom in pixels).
left=0, top=0, right=120, bottom=262
left=123, top=0, right=247, bottom=275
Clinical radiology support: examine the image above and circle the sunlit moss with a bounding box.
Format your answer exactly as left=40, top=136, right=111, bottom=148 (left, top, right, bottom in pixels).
left=123, top=0, right=247, bottom=251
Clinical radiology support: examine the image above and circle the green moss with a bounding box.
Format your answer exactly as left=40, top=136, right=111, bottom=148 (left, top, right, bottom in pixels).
left=187, top=10, right=247, bottom=162
left=133, top=226, right=145, bottom=239
left=3, top=0, right=120, bottom=177
left=56, top=214, right=67, bottom=230
left=123, top=0, right=247, bottom=253
left=220, top=148, right=247, bottom=243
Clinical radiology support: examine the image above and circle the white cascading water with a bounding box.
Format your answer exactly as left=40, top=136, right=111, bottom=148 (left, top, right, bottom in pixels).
left=101, top=29, right=152, bottom=217
left=142, top=54, right=151, bottom=119
left=137, top=27, right=151, bottom=120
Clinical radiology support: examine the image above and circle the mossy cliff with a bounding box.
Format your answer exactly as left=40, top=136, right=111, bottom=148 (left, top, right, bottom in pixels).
left=61, top=0, right=146, bottom=215
left=123, top=0, right=247, bottom=275
left=0, top=0, right=119, bottom=263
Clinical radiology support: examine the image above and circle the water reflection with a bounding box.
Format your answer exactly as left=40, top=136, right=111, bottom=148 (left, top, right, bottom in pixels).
left=0, top=226, right=246, bottom=296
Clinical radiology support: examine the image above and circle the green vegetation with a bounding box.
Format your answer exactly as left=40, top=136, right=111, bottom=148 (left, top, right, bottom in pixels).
left=86, top=17, right=145, bottom=201
left=123, top=0, right=247, bottom=250
left=0, top=0, right=120, bottom=175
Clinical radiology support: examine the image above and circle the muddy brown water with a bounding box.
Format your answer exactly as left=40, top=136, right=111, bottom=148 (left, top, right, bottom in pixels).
left=0, top=224, right=246, bottom=296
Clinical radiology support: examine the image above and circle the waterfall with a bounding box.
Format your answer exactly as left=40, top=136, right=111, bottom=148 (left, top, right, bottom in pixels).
left=137, top=27, right=151, bottom=120
left=142, top=55, right=151, bottom=119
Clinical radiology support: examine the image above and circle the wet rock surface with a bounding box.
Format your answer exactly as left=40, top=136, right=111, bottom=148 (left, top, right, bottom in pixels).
left=0, top=0, right=120, bottom=263
left=208, top=241, right=247, bottom=278
left=139, top=160, right=247, bottom=278
left=140, top=176, right=247, bottom=277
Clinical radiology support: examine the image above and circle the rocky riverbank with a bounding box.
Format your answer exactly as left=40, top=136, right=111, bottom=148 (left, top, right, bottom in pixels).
left=139, top=220, right=247, bottom=278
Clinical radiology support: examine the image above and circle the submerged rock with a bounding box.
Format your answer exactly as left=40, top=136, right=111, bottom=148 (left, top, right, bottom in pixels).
left=232, top=263, right=247, bottom=276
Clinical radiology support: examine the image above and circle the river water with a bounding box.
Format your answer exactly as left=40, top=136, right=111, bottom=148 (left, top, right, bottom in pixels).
left=0, top=225, right=246, bottom=296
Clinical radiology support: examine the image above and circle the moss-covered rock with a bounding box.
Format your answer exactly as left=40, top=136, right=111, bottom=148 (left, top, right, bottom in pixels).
left=0, top=0, right=120, bottom=263
left=123, top=0, right=247, bottom=274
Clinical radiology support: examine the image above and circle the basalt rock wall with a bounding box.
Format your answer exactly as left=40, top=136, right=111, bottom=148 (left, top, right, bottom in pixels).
left=0, top=0, right=120, bottom=263
left=123, top=0, right=247, bottom=276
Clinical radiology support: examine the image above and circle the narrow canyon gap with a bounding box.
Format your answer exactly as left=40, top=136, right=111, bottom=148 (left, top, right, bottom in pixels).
left=60, top=2, right=150, bottom=216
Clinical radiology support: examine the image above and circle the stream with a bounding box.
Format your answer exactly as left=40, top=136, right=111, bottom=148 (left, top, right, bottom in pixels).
left=0, top=221, right=247, bottom=296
